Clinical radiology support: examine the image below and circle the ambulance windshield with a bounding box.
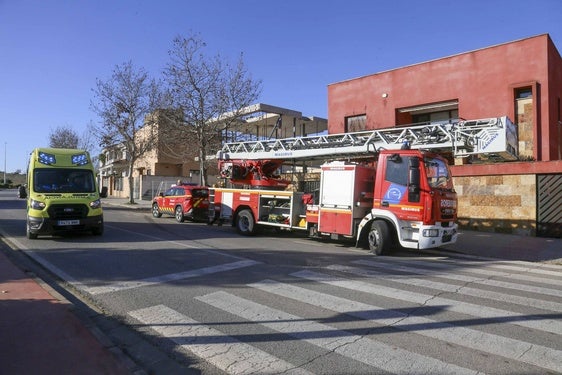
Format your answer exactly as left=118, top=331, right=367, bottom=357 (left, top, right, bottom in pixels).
left=34, top=169, right=95, bottom=193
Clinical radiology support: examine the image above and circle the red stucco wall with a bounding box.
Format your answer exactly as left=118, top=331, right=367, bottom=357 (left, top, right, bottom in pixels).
left=547, top=37, right=562, bottom=161
left=327, top=34, right=562, bottom=163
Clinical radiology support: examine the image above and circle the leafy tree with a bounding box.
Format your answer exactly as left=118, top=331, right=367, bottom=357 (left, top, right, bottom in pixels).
left=49, top=125, right=80, bottom=148
left=90, top=61, right=166, bottom=204
left=163, top=33, right=261, bottom=186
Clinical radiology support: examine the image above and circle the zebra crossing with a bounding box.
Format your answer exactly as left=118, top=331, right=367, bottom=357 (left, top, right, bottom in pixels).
left=128, top=256, right=562, bottom=374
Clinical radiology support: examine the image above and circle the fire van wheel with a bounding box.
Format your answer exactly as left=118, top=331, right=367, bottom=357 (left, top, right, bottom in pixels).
left=368, top=220, right=390, bottom=256
left=175, top=206, right=186, bottom=223
left=236, top=209, right=256, bottom=236
left=152, top=203, right=162, bottom=218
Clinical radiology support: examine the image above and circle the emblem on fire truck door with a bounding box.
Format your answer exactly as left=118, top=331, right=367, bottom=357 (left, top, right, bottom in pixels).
left=383, top=183, right=406, bottom=204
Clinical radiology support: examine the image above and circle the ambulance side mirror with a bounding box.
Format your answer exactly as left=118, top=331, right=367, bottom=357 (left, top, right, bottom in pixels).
left=408, top=157, right=420, bottom=202
left=100, top=186, right=108, bottom=198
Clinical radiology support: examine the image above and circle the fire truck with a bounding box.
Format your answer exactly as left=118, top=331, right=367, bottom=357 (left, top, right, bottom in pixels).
left=209, top=116, right=518, bottom=255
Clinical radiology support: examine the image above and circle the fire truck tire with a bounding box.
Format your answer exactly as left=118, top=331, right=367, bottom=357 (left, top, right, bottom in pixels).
left=152, top=203, right=162, bottom=218
left=368, top=220, right=390, bottom=256
left=175, top=206, right=186, bottom=223
left=236, top=209, right=256, bottom=236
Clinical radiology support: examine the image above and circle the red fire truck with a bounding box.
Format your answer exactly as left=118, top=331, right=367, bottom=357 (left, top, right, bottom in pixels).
left=209, top=116, right=518, bottom=255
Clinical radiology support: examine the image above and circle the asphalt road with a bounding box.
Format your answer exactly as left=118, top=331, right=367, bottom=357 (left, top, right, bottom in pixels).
left=1, top=190, right=561, bottom=374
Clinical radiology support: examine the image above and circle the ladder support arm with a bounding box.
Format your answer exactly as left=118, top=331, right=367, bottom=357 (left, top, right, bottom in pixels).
left=217, top=116, right=518, bottom=162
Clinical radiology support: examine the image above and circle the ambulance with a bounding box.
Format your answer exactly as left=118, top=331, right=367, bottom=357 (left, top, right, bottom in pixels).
left=23, top=148, right=107, bottom=239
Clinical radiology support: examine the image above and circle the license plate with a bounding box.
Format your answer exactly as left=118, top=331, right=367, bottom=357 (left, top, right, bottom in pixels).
left=58, top=220, right=80, bottom=226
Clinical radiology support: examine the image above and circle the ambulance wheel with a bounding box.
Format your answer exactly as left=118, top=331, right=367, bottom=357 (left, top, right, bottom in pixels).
left=152, top=203, right=162, bottom=218
left=26, top=223, right=38, bottom=240
left=236, top=209, right=255, bottom=236
left=92, top=223, right=104, bottom=236
left=175, top=206, right=185, bottom=223
left=368, top=220, right=390, bottom=256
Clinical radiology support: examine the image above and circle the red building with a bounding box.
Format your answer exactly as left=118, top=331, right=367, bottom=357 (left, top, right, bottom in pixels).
left=327, top=34, right=562, bottom=237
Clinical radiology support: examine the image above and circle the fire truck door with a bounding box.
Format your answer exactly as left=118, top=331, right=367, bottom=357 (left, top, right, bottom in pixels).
left=220, top=191, right=233, bottom=219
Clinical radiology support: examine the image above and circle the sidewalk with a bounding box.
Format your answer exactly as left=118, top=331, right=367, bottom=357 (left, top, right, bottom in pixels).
left=0, top=248, right=135, bottom=375
left=1, top=198, right=560, bottom=374
left=440, top=229, right=562, bottom=264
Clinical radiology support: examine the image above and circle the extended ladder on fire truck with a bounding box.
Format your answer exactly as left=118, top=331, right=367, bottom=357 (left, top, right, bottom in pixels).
left=217, top=116, right=518, bottom=162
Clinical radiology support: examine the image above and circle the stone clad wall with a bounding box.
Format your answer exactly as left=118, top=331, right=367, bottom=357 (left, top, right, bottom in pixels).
left=453, top=174, right=537, bottom=236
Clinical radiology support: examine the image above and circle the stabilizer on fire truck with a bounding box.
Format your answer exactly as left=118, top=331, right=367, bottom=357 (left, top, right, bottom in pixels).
left=217, top=116, right=518, bottom=187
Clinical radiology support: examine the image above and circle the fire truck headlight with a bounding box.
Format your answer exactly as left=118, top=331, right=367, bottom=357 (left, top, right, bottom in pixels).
left=422, top=229, right=440, bottom=237
left=30, top=199, right=46, bottom=210
left=90, top=199, right=102, bottom=209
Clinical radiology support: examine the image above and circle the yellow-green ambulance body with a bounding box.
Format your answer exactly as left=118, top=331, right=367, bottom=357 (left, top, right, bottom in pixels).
left=25, top=148, right=107, bottom=239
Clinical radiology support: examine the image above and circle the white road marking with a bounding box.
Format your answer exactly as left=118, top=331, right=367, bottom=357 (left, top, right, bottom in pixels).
left=197, top=291, right=479, bottom=375
left=331, top=263, right=562, bottom=312
left=375, top=257, right=562, bottom=287
left=292, top=270, right=562, bottom=335
left=129, top=304, right=313, bottom=375
left=353, top=259, right=562, bottom=298
left=87, top=260, right=260, bottom=295
left=249, top=279, right=562, bottom=373
left=106, top=223, right=244, bottom=260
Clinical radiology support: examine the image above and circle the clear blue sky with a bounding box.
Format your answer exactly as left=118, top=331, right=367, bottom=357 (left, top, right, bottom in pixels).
left=1, top=0, right=560, bottom=173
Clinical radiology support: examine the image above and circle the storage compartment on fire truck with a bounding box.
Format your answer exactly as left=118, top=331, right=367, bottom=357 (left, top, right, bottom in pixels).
left=257, top=191, right=305, bottom=228
left=318, top=162, right=375, bottom=236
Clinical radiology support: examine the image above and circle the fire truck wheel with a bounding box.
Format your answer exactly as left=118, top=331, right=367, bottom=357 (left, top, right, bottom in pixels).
left=368, top=220, right=390, bottom=256
left=236, top=209, right=256, bottom=236
left=152, top=203, right=162, bottom=218
left=175, top=206, right=186, bottom=223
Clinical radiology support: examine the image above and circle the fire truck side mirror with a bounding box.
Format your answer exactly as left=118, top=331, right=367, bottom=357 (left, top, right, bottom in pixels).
left=408, top=157, right=421, bottom=202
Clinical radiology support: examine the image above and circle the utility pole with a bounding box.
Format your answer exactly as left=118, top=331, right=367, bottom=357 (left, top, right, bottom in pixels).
left=3, top=142, right=6, bottom=185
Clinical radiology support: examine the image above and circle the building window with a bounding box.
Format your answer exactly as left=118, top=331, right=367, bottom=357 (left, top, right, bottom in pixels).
left=516, top=88, right=532, bottom=99
left=412, top=109, right=458, bottom=124
left=345, top=114, right=366, bottom=132
left=397, top=100, right=458, bottom=125
left=113, top=176, right=123, bottom=191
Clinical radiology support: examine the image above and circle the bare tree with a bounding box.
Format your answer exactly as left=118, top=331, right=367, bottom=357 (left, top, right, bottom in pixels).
left=49, top=124, right=101, bottom=169
left=90, top=61, right=166, bottom=204
left=49, top=125, right=80, bottom=148
left=163, top=33, right=261, bottom=186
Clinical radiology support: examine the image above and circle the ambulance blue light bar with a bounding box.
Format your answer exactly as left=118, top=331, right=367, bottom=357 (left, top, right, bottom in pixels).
left=38, top=152, right=56, bottom=165
left=71, top=153, right=89, bottom=166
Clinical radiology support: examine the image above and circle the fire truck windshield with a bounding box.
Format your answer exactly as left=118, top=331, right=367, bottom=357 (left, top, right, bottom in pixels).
left=424, top=157, right=451, bottom=189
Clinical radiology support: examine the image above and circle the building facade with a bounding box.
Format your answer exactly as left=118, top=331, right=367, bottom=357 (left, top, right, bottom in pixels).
left=99, top=110, right=214, bottom=201
left=327, top=34, right=562, bottom=237
left=100, top=105, right=328, bottom=201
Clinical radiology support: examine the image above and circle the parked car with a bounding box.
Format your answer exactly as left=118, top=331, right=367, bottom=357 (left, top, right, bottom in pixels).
left=152, top=184, right=209, bottom=223
left=17, top=185, right=27, bottom=199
